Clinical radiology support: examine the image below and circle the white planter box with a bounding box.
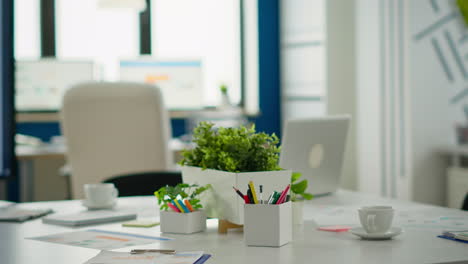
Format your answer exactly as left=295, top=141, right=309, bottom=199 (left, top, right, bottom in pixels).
left=182, top=166, right=292, bottom=225
left=244, top=202, right=292, bottom=247
left=292, top=201, right=304, bottom=225
left=159, top=210, right=206, bottom=234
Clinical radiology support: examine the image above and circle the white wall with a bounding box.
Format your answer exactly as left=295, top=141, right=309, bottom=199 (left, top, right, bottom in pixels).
left=326, top=0, right=358, bottom=190
left=356, top=0, right=384, bottom=195
left=280, top=0, right=326, bottom=124
left=356, top=0, right=458, bottom=206
left=409, top=0, right=460, bottom=205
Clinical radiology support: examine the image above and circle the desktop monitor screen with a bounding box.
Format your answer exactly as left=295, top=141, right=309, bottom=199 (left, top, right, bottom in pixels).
left=15, top=60, right=95, bottom=111
left=119, top=60, right=204, bottom=110
left=1, top=0, right=14, bottom=178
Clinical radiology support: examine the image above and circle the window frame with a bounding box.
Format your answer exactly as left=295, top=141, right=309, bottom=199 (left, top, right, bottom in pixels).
left=16, top=0, right=260, bottom=119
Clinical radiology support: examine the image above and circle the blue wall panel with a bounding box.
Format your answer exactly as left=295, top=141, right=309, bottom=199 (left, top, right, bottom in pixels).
left=17, top=119, right=187, bottom=142
left=254, top=0, right=281, bottom=138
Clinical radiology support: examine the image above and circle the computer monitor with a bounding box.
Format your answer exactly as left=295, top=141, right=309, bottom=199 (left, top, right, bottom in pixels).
left=15, top=59, right=95, bottom=111
left=119, top=59, right=204, bottom=110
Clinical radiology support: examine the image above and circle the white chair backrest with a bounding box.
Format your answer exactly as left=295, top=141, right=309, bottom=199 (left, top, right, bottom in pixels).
left=60, top=82, right=173, bottom=199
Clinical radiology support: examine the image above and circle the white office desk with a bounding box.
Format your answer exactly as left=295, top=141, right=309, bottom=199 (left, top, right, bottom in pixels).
left=1, top=190, right=468, bottom=264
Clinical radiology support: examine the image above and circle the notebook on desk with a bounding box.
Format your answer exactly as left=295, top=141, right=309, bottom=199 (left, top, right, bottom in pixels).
left=0, top=207, right=54, bottom=222
left=42, top=210, right=137, bottom=226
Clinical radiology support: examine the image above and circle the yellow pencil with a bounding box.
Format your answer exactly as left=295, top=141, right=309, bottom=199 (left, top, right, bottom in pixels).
left=248, top=181, right=259, bottom=204
left=172, top=200, right=185, bottom=213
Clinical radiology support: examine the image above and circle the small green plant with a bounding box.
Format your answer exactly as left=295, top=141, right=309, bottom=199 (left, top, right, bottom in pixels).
left=154, top=183, right=211, bottom=211
left=179, top=122, right=282, bottom=172
left=457, top=0, right=468, bottom=26
left=290, top=172, right=313, bottom=201
left=220, top=84, right=228, bottom=94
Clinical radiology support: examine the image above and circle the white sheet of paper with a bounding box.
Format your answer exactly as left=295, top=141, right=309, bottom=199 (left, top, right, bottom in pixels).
left=83, top=251, right=204, bottom=264
left=28, top=229, right=172, bottom=250
left=0, top=200, right=14, bottom=209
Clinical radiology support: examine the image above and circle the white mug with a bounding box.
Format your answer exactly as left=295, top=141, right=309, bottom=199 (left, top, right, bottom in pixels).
left=83, top=183, right=118, bottom=208
left=358, top=206, right=394, bottom=234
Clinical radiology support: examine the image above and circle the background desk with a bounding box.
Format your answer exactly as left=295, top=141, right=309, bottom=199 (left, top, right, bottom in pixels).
left=15, top=139, right=189, bottom=202
left=16, top=144, right=69, bottom=202
left=439, top=145, right=468, bottom=209
left=1, top=190, right=468, bottom=264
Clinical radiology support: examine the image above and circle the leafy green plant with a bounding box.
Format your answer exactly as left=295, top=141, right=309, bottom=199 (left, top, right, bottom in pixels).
left=179, top=122, right=282, bottom=172
left=220, top=84, right=228, bottom=94
left=457, top=0, right=468, bottom=26
left=290, top=172, right=313, bottom=201
left=154, top=183, right=211, bottom=211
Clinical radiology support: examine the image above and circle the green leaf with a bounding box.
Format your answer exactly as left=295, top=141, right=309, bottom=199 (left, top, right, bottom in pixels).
left=300, top=193, right=314, bottom=200
left=291, top=180, right=308, bottom=194
left=457, top=0, right=468, bottom=26
left=291, top=172, right=301, bottom=183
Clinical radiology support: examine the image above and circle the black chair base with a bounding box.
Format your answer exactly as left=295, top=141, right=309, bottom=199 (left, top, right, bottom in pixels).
left=103, top=171, right=182, bottom=197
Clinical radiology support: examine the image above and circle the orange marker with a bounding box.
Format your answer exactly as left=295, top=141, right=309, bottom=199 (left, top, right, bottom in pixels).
left=184, top=199, right=194, bottom=212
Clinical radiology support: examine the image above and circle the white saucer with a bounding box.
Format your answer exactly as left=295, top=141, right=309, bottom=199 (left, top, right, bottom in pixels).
left=81, top=200, right=116, bottom=210
left=350, top=227, right=403, bottom=240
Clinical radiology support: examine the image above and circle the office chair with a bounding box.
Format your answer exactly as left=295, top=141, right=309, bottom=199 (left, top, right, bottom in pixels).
left=60, top=82, right=173, bottom=199
left=103, top=171, right=182, bottom=196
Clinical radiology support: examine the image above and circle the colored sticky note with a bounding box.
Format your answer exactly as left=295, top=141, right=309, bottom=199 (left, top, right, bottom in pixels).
left=318, top=225, right=352, bottom=232
left=122, top=220, right=160, bottom=228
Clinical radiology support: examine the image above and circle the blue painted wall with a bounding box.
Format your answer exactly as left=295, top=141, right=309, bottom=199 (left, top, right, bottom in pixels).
left=254, top=0, right=281, bottom=138
left=16, top=119, right=187, bottom=142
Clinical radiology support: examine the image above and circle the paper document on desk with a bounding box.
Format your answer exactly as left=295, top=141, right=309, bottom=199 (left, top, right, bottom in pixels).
left=83, top=251, right=210, bottom=264
left=0, top=200, right=15, bottom=209
left=29, top=229, right=172, bottom=250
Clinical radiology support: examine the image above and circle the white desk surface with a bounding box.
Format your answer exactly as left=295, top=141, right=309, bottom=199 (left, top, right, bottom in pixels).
left=1, top=190, right=468, bottom=264
left=15, top=138, right=189, bottom=160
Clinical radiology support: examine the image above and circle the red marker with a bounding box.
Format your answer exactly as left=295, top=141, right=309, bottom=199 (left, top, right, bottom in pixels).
left=276, top=184, right=290, bottom=204
left=244, top=195, right=250, bottom=204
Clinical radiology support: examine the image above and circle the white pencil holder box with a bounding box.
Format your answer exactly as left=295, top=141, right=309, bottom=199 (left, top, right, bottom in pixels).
left=160, top=210, right=206, bottom=234
left=244, top=202, right=292, bottom=247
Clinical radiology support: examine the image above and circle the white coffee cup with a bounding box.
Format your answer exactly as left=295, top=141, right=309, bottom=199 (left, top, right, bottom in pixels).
left=358, top=206, right=394, bottom=234
left=83, top=183, right=118, bottom=209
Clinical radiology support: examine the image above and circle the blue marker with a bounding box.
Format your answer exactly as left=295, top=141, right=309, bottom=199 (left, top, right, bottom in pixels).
left=177, top=199, right=190, bottom=213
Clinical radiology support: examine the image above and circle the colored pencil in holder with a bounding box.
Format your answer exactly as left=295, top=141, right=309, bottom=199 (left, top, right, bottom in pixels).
left=248, top=181, right=259, bottom=204
left=167, top=202, right=181, bottom=213
left=276, top=184, right=290, bottom=204
left=172, top=200, right=185, bottom=212
left=177, top=199, right=190, bottom=213
left=184, top=199, right=194, bottom=212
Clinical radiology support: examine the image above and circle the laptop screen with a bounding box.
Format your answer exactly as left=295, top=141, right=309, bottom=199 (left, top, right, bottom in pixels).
left=279, top=116, right=350, bottom=195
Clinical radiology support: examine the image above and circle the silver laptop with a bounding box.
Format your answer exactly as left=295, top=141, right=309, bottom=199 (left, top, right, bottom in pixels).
left=279, top=116, right=350, bottom=195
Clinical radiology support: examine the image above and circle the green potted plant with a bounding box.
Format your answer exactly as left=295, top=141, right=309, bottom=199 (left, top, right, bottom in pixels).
left=154, top=183, right=211, bottom=234
left=179, top=122, right=292, bottom=225
left=290, top=172, right=313, bottom=225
